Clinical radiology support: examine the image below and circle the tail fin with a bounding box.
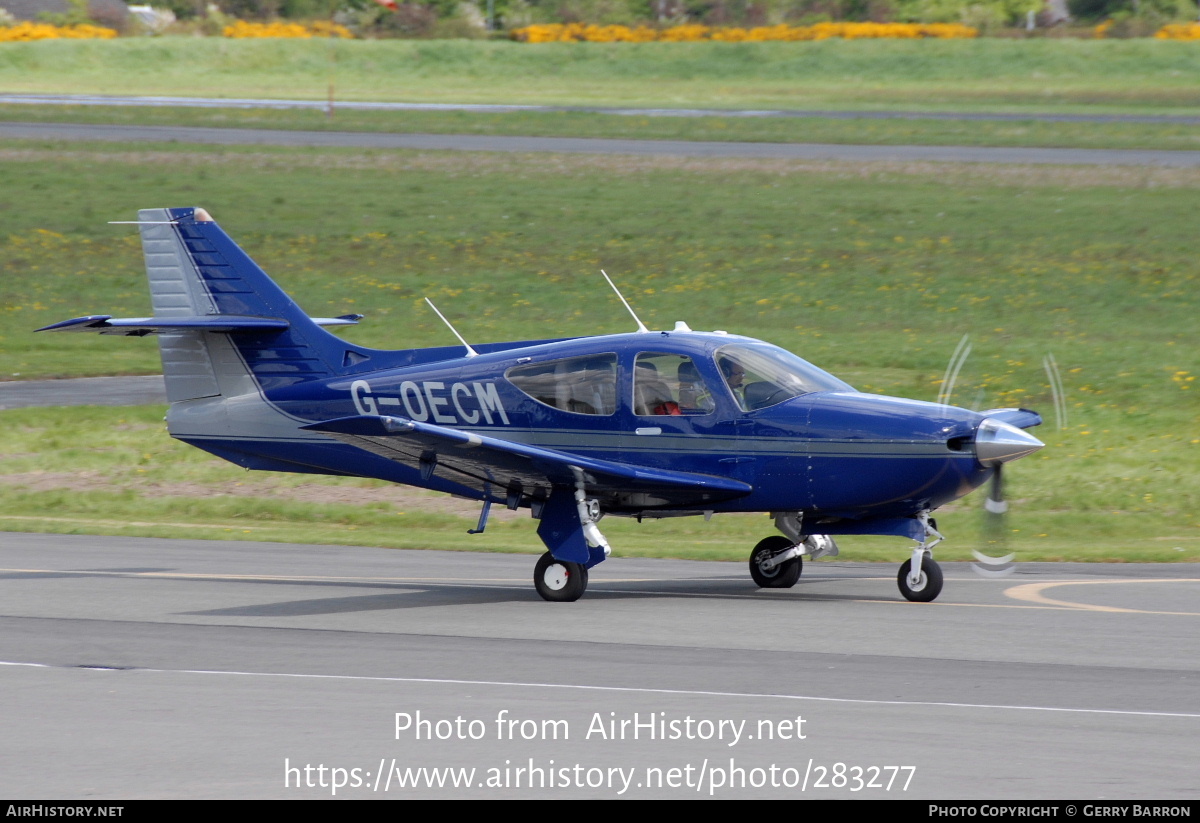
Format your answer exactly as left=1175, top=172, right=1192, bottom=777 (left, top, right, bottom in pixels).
left=136, top=207, right=359, bottom=402
left=42, top=207, right=526, bottom=403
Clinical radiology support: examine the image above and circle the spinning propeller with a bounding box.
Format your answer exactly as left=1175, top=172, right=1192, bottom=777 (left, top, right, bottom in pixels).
left=938, top=336, right=1061, bottom=576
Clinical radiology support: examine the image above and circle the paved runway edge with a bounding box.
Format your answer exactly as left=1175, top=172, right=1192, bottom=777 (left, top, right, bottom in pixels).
left=4, top=121, right=1200, bottom=167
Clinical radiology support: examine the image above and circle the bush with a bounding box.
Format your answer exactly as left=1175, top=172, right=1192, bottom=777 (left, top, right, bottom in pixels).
left=1069, top=0, right=1196, bottom=22
left=896, top=0, right=1039, bottom=25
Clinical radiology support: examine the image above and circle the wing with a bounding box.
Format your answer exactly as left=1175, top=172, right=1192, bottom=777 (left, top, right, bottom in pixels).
left=302, top=414, right=752, bottom=511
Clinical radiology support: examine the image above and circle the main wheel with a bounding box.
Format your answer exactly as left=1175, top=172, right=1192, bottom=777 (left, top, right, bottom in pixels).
left=897, top=556, right=943, bottom=602
left=534, top=552, right=588, bottom=602
left=749, top=536, right=802, bottom=589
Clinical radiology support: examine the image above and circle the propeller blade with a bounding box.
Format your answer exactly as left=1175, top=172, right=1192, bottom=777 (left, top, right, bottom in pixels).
left=974, top=463, right=1016, bottom=577
left=938, top=333, right=971, bottom=407
left=1043, top=353, right=1067, bottom=431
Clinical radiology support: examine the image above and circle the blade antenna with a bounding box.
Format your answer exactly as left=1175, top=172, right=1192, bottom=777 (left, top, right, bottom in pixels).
left=1043, top=353, right=1067, bottom=431
left=601, top=270, right=649, bottom=333
left=938, top=334, right=971, bottom=407
left=424, top=298, right=478, bottom=358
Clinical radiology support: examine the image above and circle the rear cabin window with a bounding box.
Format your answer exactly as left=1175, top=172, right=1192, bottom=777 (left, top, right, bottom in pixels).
left=506, top=354, right=617, bottom=416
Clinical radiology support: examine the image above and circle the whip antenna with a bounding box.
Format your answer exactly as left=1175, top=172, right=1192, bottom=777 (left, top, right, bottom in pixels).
left=425, top=298, right=478, bottom=358
left=601, top=270, right=649, bottom=334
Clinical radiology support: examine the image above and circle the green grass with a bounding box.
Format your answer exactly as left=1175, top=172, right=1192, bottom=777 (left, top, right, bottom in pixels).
left=1, top=38, right=1199, bottom=112
left=4, top=38, right=1198, bottom=156
left=4, top=102, right=1200, bottom=152
left=0, top=139, right=1197, bottom=562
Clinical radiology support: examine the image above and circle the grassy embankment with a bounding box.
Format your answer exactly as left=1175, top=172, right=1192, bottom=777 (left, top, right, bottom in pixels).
left=1, top=38, right=1199, bottom=150
left=0, top=143, right=1196, bottom=561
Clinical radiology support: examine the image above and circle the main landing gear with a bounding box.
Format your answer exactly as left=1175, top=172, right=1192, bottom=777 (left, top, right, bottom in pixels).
left=749, top=536, right=802, bottom=588
left=532, top=474, right=606, bottom=602
left=534, top=551, right=589, bottom=602
left=749, top=517, right=840, bottom=592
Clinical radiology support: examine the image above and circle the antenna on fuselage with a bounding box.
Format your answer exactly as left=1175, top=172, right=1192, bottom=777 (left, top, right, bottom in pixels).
left=601, top=270, right=649, bottom=334
left=424, top=297, right=479, bottom=358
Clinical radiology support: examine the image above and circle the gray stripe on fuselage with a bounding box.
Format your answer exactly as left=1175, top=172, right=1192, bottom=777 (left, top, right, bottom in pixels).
left=457, top=426, right=954, bottom=458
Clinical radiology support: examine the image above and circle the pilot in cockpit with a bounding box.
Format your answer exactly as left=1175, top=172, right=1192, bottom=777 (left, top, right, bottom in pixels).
left=718, top=355, right=747, bottom=407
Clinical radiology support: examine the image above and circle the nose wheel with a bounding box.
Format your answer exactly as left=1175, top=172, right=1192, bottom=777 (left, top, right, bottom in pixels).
left=534, top=551, right=589, bottom=602
left=749, top=536, right=802, bottom=588
left=897, top=557, right=943, bottom=602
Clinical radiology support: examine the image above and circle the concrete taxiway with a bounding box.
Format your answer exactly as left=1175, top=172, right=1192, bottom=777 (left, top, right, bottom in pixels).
left=1, top=532, right=1196, bottom=798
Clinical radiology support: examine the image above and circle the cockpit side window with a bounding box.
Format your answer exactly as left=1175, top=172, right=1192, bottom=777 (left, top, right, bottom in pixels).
left=506, top=354, right=617, bottom=415
left=634, top=353, right=715, bottom=416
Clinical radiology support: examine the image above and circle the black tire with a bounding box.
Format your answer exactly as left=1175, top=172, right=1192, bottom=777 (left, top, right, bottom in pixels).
left=897, top=556, right=943, bottom=602
left=534, top=552, right=588, bottom=602
left=749, top=536, right=802, bottom=589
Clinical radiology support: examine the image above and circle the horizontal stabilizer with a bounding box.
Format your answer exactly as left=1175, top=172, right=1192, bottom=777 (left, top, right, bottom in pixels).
left=303, top=414, right=753, bottom=510
left=313, top=314, right=364, bottom=327
left=36, top=314, right=290, bottom=336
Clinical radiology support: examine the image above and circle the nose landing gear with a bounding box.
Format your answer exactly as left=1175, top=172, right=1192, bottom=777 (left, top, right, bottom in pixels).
left=897, top=556, right=943, bottom=602
left=897, top=513, right=944, bottom=602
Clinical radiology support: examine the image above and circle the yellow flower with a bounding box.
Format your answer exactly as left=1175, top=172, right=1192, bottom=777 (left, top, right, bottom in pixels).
left=1155, top=22, right=1200, bottom=40
left=223, top=20, right=352, bottom=39
left=510, top=21, right=976, bottom=43
left=0, top=22, right=117, bottom=41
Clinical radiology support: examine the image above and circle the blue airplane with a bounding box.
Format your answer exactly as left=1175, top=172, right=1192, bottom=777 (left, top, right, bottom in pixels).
left=38, top=207, right=1045, bottom=603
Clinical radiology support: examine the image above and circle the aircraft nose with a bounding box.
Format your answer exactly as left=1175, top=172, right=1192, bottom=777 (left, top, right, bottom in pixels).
left=974, top=418, right=1045, bottom=466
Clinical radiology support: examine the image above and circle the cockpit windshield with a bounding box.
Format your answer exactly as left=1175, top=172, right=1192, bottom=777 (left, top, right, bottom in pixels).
left=715, top=343, right=852, bottom=411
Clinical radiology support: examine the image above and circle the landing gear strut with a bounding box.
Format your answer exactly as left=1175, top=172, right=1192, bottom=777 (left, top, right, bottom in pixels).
left=531, top=475, right=609, bottom=602
left=897, top=513, right=944, bottom=602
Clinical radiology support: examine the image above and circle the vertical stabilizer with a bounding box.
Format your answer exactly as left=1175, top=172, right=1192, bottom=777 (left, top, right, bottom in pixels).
left=137, top=207, right=350, bottom=402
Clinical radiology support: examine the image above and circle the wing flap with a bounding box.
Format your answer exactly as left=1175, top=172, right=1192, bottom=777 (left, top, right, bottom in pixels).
left=303, top=414, right=752, bottom=510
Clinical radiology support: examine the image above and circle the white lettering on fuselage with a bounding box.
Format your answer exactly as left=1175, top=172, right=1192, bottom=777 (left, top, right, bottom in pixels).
left=350, top=379, right=510, bottom=426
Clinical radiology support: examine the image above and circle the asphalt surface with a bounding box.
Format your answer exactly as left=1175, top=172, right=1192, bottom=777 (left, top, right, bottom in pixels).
left=5, top=92, right=1200, bottom=124
left=1, top=532, right=1196, bottom=799
left=0, top=375, right=166, bottom=410
left=4, top=121, right=1200, bottom=167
